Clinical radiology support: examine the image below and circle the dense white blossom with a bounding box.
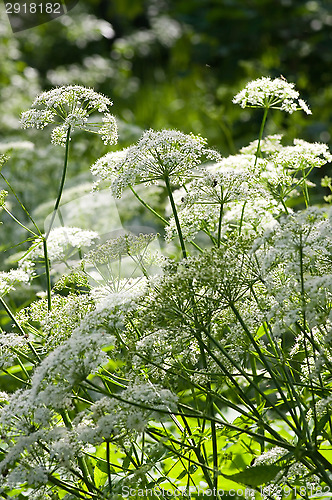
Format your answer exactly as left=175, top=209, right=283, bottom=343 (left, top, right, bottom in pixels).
left=20, top=85, right=118, bottom=146
left=253, top=207, right=332, bottom=339
left=240, top=134, right=284, bottom=155
left=75, top=383, right=178, bottom=441
left=270, top=138, right=332, bottom=171
left=0, top=333, right=30, bottom=370
left=91, top=128, right=221, bottom=197
left=28, top=330, right=114, bottom=410
left=233, top=77, right=312, bottom=114
left=18, top=292, right=95, bottom=351
left=0, top=268, right=31, bottom=296
left=165, top=202, right=221, bottom=241
left=26, top=226, right=99, bottom=264
left=207, top=153, right=267, bottom=176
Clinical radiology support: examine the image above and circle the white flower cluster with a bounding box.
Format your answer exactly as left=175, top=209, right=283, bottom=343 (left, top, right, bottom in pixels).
left=0, top=333, right=30, bottom=370
left=165, top=152, right=284, bottom=243
left=233, top=77, right=311, bottom=114
left=32, top=85, right=111, bottom=110
left=75, top=382, right=178, bottom=442
left=20, top=85, right=118, bottom=146
left=222, top=196, right=282, bottom=237
left=27, top=227, right=99, bottom=264
left=90, top=148, right=129, bottom=190
left=84, top=232, right=156, bottom=264
left=18, top=292, right=95, bottom=351
left=91, top=128, right=221, bottom=197
left=165, top=202, right=222, bottom=241
left=0, top=154, right=9, bottom=170
left=91, top=276, right=149, bottom=328
left=269, top=138, right=332, bottom=171
left=3, top=77, right=332, bottom=496
left=0, top=268, right=31, bottom=296
left=182, top=169, right=251, bottom=206
left=83, top=234, right=161, bottom=294
left=28, top=331, right=112, bottom=410
left=133, top=326, right=199, bottom=383
left=240, top=134, right=284, bottom=155
left=253, top=207, right=332, bottom=338
left=208, top=153, right=267, bottom=175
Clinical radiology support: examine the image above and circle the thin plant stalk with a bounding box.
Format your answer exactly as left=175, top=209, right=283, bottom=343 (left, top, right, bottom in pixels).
left=239, top=106, right=268, bottom=234
left=46, top=125, right=71, bottom=239
left=130, top=185, right=169, bottom=225
left=217, top=200, right=223, bottom=248
left=255, top=107, right=269, bottom=166
left=164, top=174, right=187, bottom=259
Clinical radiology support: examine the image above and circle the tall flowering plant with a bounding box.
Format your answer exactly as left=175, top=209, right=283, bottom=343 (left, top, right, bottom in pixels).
left=0, top=78, right=332, bottom=499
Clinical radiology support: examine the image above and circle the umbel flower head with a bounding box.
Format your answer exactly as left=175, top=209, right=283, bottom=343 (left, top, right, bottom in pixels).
left=91, top=128, right=221, bottom=197
left=20, top=85, right=118, bottom=146
left=233, top=77, right=311, bottom=114
left=27, top=227, right=100, bottom=264
left=269, top=139, right=332, bottom=171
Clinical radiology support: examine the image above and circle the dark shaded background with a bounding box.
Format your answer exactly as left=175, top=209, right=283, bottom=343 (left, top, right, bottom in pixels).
left=2, top=0, right=332, bottom=146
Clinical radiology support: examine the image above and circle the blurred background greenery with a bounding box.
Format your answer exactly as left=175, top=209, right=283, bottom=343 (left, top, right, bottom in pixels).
left=1, top=0, right=332, bottom=269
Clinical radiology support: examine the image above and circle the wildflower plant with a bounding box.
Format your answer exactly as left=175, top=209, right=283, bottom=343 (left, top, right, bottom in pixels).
left=1, top=77, right=332, bottom=500
left=232, top=76, right=312, bottom=115
left=20, top=85, right=118, bottom=146
left=20, top=85, right=118, bottom=240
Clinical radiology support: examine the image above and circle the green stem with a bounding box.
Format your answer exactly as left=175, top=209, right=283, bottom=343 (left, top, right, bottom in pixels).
left=48, top=475, right=97, bottom=499
left=301, top=166, right=310, bottom=207
left=1, top=162, right=53, bottom=312
left=164, top=175, right=187, bottom=259
left=130, top=185, right=203, bottom=252
left=238, top=200, right=247, bottom=235
left=42, top=238, right=52, bottom=312
left=3, top=207, right=38, bottom=236
left=106, top=440, right=112, bottom=493
left=249, top=352, right=265, bottom=452
left=196, top=324, right=300, bottom=441
left=1, top=368, right=30, bottom=385
left=130, top=185, right=169, bottom=225
left=228, top=302, right=302, bottom=435
left=61, top=409, right=96, bottom=491
left=299, top=234, right=317, bottom=445
left=255, top=107, right=269, bottom=167
left=280, top=196, right=290, bottom=215
left=250, top=285, right=304, bottom=433
left=238, top=107, right=268, bottom=235
left=177, top=411, right=216, bottom=491
left=0, top=173, right=41, bottom=236
left=217, top=202, right=223, bottom=248
left=46, top=125, right=71, bottom=239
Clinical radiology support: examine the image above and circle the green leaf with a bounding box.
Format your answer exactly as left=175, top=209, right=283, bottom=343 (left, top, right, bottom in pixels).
left=221, top=464, right=282, bottom=487
left=314, top=413, right=330, bottom=438
left=177, top=469, right=188, bottom=480
left=95, top=458, right=114, bottom=474
left=122, top=454, right=132, bottom=470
